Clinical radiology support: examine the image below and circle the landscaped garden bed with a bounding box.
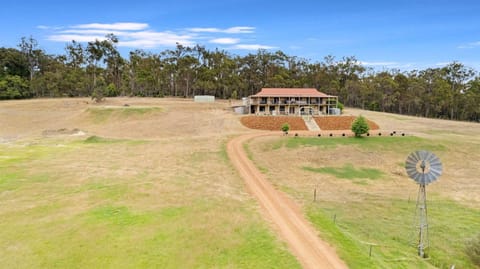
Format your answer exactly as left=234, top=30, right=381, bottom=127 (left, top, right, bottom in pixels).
left=240, top=115, right=379, bottom=131
left=314, top=116, right=379, bottom=130
left=240, top=116, right=308, bottom=130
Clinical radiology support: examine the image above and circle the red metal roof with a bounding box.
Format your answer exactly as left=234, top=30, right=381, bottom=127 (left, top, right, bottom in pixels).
left=251, top=88, right=335, bottom=98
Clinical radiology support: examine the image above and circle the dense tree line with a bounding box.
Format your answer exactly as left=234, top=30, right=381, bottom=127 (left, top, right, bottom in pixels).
left=1, top=35, right=479, bottom=122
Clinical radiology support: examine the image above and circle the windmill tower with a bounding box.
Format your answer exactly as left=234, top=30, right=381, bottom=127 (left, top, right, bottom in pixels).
left=405, top=150, right=442, bottom=258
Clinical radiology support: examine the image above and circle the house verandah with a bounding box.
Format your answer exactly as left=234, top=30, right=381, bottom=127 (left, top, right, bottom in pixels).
left=248, top=88, right=339, bottom=116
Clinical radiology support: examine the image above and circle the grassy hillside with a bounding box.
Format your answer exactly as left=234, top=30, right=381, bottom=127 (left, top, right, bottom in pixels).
left=1, top=98, right=479, bottom=268
left=0, top=98, right=299, bottom=269
left=246, top=134, right=480, bottom=268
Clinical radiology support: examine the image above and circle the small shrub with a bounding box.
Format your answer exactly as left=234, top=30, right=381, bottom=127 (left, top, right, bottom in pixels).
left=231, top=90, right=238, bottom=100
left=337, top=101, right=344, bottom=113
left=105, top=83, right=119, bottom=97
left=281, top=123, right=290, bottom=135
left=351, top=115, right=370, bottom=137
left=91, top=87, right=105, bottom=103
left=466, top=234, right=480, bottom=266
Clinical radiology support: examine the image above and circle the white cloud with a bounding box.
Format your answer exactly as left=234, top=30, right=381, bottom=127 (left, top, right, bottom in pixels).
left=458, top=41, right=480, bottom=49
left=435, top=62, right=451, bottom=67
left=187, top=26, right=255, bottom=34
left=358, top=61, right=420, bottom=70
left=231, top=44, right=277, bottom=50
left=210, top=38, right=240, bottom=44
left=224, top=26, right=255, bottom=34
left=72, top=22, right=149, bottom=31
left=47, top=34, right=106, bottom=42
left=41, top=22, right=269, bottom=50
left=122, top=31, right=194, bottom=47
left=360, top=61, right=398, bottom=66
left=188, top=27, right=221, bottom=33
left=59, top=29, right=124, bottom=35
left=44, top=22, right=195, bottom=47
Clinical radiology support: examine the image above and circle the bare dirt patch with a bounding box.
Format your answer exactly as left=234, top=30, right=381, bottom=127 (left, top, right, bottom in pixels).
left=314, top=116, right=379, bottom=131
left=241, top=116, right=308, bottom=131
left=42, top=128, right=86, bottom=137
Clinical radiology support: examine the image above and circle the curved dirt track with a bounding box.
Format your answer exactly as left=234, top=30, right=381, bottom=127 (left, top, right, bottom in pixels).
left=227, top=132, right=348, bottom=269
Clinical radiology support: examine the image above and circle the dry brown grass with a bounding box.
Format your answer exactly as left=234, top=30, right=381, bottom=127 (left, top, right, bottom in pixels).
left=0, top=97, right=300, bottom=268
left=244, top=114, right=480, bottom=267
left=0, top=98, right=250, bottom=140
left=1, top=98, right=479, bottom=268
left=246, top=110, right=480, bottom=208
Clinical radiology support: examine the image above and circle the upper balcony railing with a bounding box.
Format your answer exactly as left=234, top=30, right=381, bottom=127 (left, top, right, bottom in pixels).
left=249, top=97, right=336, bottom=106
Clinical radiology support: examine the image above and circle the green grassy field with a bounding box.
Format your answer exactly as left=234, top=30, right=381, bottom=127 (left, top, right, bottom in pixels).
left=87, top=106, right=163, bottom=123
left=0, top=136, right=300, bottom=268
left=246, top=135, right=480, bottom=268
left=2, top=98, right=480, bottom=268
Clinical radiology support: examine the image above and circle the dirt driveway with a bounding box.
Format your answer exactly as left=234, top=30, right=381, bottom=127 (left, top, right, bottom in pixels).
left=227, top=132, right=348, bottom=269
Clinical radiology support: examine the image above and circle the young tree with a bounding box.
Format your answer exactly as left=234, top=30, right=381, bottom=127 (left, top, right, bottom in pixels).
left=281, top=123, right=290, bottom=135
left=351, top=115, right=369, bottom=137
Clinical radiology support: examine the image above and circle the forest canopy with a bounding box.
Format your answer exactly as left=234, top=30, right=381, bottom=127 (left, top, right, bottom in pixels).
left=1, top=35, right=479, bottom=122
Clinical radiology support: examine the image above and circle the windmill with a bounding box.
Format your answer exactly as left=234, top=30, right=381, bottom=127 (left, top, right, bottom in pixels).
left=405, top=150, right=442, bottom=258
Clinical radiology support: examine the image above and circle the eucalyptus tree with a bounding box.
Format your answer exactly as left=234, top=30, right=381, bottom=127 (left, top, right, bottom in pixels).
left=0, top=72, right=30, bottom=99
left=418, top=68, right=451, bottom=118
left=86, top=39, right=105, bottom=90
left=0, top=47, right=31, bottom=99
left=30, top=54, right=65, bottom=97
left=238, top=53, right=263, bottom=96
left=65, top=40, right=85, bottom=69
left=177, top=53, right=199, bottom=97
left=64, top=40, right=88, bottom=96
left=162, top=43, right=194, bottom=96
left=102, top=34, right=123, bottom=93
left=18, top=36, right=40, bottom=82
left=465, top=77, right=480, bottom=121
left=442, top=62, right=475, bottom=119
left=128, top=49, right=142, bottom=96
left=0, top=47, right=29, bottom=79
left=207, top=49, right=234, bottom=98
left=86, top=34, right=120, bottom=95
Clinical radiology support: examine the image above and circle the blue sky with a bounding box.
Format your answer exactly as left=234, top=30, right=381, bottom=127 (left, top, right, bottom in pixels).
left=1, top=0, right=480, bottom=70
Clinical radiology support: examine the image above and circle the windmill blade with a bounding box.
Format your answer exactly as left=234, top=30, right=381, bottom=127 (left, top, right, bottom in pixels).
left=425, top=153, right=438, bottom=163
left=413, top=151, right=423, bottom=162
left=406, top=154, right=418, bottom=166
left=425, top=173, right=436, bottom=184
left=405, top=150, right=442, bottom=185
left=418, top=150, right=428, bottom=161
